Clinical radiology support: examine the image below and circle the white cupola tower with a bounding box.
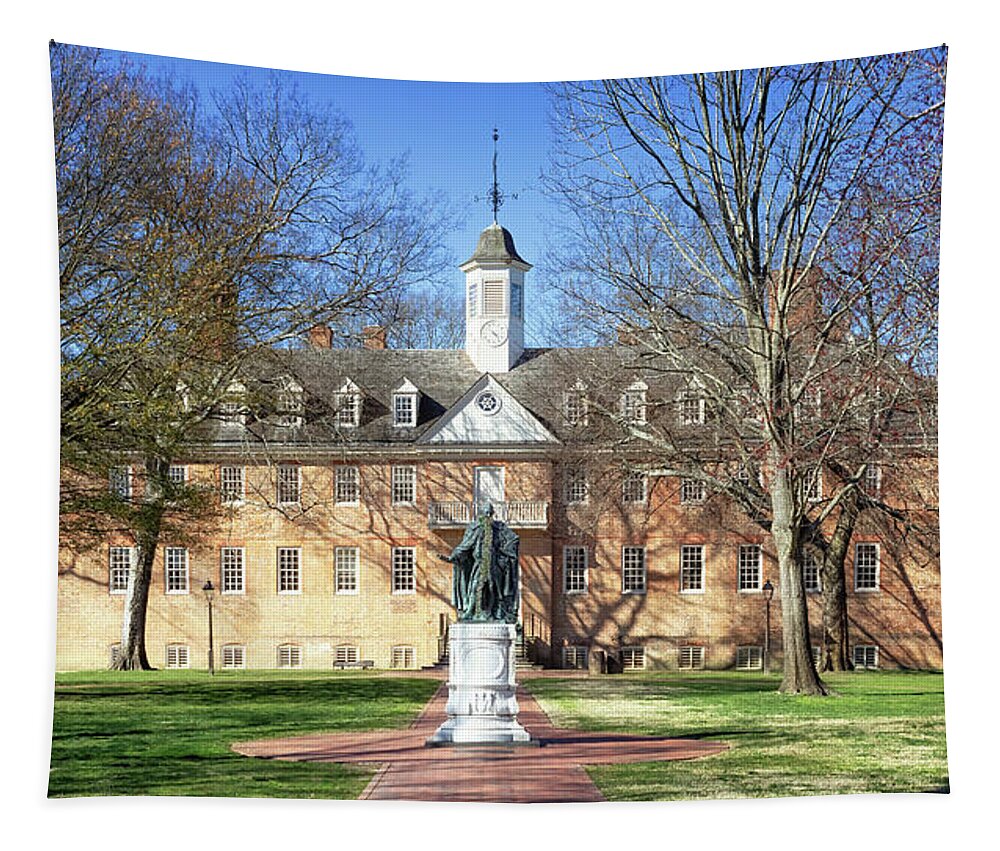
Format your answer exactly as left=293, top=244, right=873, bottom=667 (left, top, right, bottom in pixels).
left=462, top=223, right=530, bottom=373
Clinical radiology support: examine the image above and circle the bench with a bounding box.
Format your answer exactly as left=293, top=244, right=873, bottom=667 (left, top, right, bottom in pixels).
left=333, top=660, right=375, bottom=670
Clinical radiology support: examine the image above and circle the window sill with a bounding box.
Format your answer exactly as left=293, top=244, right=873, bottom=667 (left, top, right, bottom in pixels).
left=165, top=589, right=189, bottom=596
left=738, top=588, right=763, bottom=594
left=564, top=589, right=589, bottom=596
left=278, top=590, right=302, bottom=596
left=392, top=590, right=417, bottom=596
left=335, top=501, right=361, bottom=507
left=221, top=590, right=245, bottom=596
left=680, top=588, right=706, bottom=595
left=335, top=589, right=360, bottom=596
left=622, top=589, right=647, bottom=596
left=854, top=587, right=880, bottom=593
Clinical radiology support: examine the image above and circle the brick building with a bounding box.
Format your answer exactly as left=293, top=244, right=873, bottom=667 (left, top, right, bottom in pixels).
left=55, top=222, right=942, bottom=672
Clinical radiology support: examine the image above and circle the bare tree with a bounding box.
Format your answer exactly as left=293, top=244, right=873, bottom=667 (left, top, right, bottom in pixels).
left=54, top=43, right=446, bottom=669
left=546, top=50, right=943, bottom=693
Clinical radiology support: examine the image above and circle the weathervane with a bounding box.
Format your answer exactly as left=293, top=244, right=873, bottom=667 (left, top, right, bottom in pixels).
left=476, top=128, right=516, bottom=223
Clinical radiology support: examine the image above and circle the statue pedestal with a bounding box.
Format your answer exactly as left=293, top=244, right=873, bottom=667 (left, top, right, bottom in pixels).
left=426, top=622, right=532, bottom=746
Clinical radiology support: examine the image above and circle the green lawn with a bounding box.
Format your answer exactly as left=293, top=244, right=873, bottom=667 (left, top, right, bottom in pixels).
left=525, top=670, right=949, bottom=800
left=48, top=671, right=439, bottom=799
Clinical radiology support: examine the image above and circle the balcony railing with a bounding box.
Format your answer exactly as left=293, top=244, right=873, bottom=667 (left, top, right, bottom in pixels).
left=428, top=500, right=549, bottom=529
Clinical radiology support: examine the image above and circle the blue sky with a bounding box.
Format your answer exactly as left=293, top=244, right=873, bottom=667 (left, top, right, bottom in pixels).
left=134, top=50, right=561, bottom=345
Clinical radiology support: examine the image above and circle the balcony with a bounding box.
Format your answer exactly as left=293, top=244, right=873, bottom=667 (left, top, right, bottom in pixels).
left=428, top=500, right=549, bottom=530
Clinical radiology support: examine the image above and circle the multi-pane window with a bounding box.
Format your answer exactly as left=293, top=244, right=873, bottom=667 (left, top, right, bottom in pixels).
left=393, top=394, right=417, bottom=427
left=622, top=546, right=647, bottom=594
left=391, top=646, right=416, bottom=669
left=335, top=547, right=359, bottom=594
left=109, top=547, right=132, bottom=594
left=109, top=466, right=132, bottom=500
left=277, top=644, right=302, bottom=669
left=563, top=546, right=588, bottom=594
left=802, top=550, right=821, bottom=593
left=391, top=466, right=416, bottom=506
left=855, top=543, right=880, bottom=591
left=109, top=643, right=123, bottom=668
left=865, top=463, right=883, bottom=496
left=738, top=544, right=762, bottom=592
left=621, top=385, right=647, bottom=425
left=277, top=547, right=301, bottom=594
left=165, top=547, right=189, bottom=594
left=806, top=468, right=823, bottom=502
left=335, top=383, right=360, bottom=427
left=221, top=547, right=245, bottom=594
left=220, top=466, right=245, bottom=504
left=736, top=646, right=763, bottom=670
left=853, top=645, right=879, bottom=669
left=335, top=466, right=360, bottom=505
left=679, top=646, right=705, bottom=670
left=222, top=645, right=245, bottom=669
left=219, top=382, right=246, bottom=425
left=680, top=478, right=706, bottom=504
left=621, top=647, right=646, bottom=670
left=335, top=645, right=359, bottom=666
left=392, top=547, right=416, bottom=594
left=563, top=646, right=588, bottom=670
left=678, top=394, right=706, bottom=425
left=812, top=645, right=823, bottom=668
left=166, top=644, right=190, bottom=669
left=277, top=464, right=300, bottom=505
left=564, top=468, right=589, bottom=504
left=167, top=465, right=187, bottom=485
left=276, top=379, right=304, bottom=428
left=622, top=472, right=647, bottom=504
left=680, top=545, right=705, bottom=593
left=564, top=388, right=588, bottom=426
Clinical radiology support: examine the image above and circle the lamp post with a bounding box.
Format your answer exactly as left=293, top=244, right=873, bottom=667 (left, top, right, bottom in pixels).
left=762, top=579, right=774, bottom=674
left=202, top=580, right=215, bottom=675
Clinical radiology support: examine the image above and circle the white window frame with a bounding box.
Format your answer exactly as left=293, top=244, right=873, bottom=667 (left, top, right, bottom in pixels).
left=563, top=546, right=588, bottom=595
left=277, top=547, right=302, bottom=595
left=220, top=466, right=245, bottom=505
left=167, top=465, right=187, bottom=485
left=334, top=465, right=360, bottom=505
left=222, top=644, right=246, bottom=669
left=562, top=646, right=589, bottom=670
left=335, top=547, right=360, bottom=595
left=620, top=646, right=646, bottom=671
left=622, top=472, right=648, bottom=505
left=392, top=381, right=419, bottom=428
left=276, top=376, right=304, bottom=429
left=164, top=547, right=189, bottom=595
left=391, top=546, right=416, bottom=595
left=563, top=468, right=589, bottom=505
left=221, top=547, right=245, bottom=595
left=277, top=644, right=302, bottom=669
left=621, top=381, right=648, bottom=426
left=680, top=545, right=705, bottom=594
left=563, top=384, right=589, bottom=426
left=277, top=463, right=301, bottom=506
left=738, top=544, right=762, bottom=592
left=166, top=644, right=190, bottom=669
left=854, top=542, right=881, bottom=592
left=865, top=463, right=883, bottom=497
left=678, top=393, right=706, bottom=426
left=109, top=643, right=123, bottom=668
left=806, top=468, right=823, bottom=502
left=736, top=645, right=763, bottom=670
left=679, top=645, right=705, bottom=670
left=109, top=546, right=133, bottom=595
left=335, top=645, right=359, bottom=666
left=853, top=644, right=879, bottom=669
left=622, top=546, right=647, bottom=595
left=110, top=466, right=133, bottom=501
left=391, top=465, right=416, bottom=506
left=335, top=379, right=360, bottom=428
left=390, top=645, right=416, bottom=669
left=680, top=478, right=706, bottom=504
left=219, top=381, right=247, bottom=425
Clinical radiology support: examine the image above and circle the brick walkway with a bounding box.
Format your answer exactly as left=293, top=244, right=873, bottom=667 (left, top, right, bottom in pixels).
left=232, top=685, right=728, bottom=803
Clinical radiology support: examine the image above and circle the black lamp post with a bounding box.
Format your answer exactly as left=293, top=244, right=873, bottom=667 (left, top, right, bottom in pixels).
left=762, top=579, right=774, bottom=673
left=202, top=579, right=215, bottom=675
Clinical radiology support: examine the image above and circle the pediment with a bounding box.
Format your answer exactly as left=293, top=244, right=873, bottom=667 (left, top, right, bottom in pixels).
left=417, top=375, right=558, bottom=445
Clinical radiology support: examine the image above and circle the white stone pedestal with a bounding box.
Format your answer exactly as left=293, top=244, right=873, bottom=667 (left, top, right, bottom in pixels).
left=426, top=622, right=532, bottom=746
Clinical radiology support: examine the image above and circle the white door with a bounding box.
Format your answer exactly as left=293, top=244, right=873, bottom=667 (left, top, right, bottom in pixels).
left=473, top=466, right=505, bottom=512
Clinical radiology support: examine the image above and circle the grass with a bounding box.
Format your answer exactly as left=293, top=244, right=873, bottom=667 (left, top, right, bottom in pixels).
left=524, top=670, right=949, bottom=801
left=48, top=671, right=439, bottom=799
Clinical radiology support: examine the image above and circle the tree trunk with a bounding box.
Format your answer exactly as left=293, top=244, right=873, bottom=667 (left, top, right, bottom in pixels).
left=771, top=463, right=828, bottom=695
left=819, top=490, right=860, bottom=672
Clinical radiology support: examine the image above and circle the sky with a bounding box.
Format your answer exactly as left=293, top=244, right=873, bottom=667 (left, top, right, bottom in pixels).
left=134, top=50, right=563, bottom=345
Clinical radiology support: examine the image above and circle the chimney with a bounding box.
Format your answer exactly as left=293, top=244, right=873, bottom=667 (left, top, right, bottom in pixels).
left=308, top=323, right=332, bottom=349
left=363, top=325, right=387, bottom=350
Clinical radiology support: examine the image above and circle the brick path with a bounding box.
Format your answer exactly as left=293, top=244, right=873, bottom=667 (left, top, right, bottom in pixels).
left=232, top=685, right=728, bottom=803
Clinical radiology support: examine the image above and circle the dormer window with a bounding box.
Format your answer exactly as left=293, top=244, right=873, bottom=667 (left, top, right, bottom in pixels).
left=864, top=463, right=882, bottom=497
left=392, top=378, right=419, bottom=428
left=219, top=381, right=247, bottom=425
left=335, top=379, right=360, bottom=428
left=276, top=376, right=304, bottom=429
left=621, top=381, right=648, bottom=426
left=678, top=379, right=706, bottom=425
left=564, top=382, right=589, bottom=427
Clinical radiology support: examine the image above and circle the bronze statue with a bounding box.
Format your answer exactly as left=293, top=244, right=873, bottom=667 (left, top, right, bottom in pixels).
left=438, top=503, right=519, bottom=623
